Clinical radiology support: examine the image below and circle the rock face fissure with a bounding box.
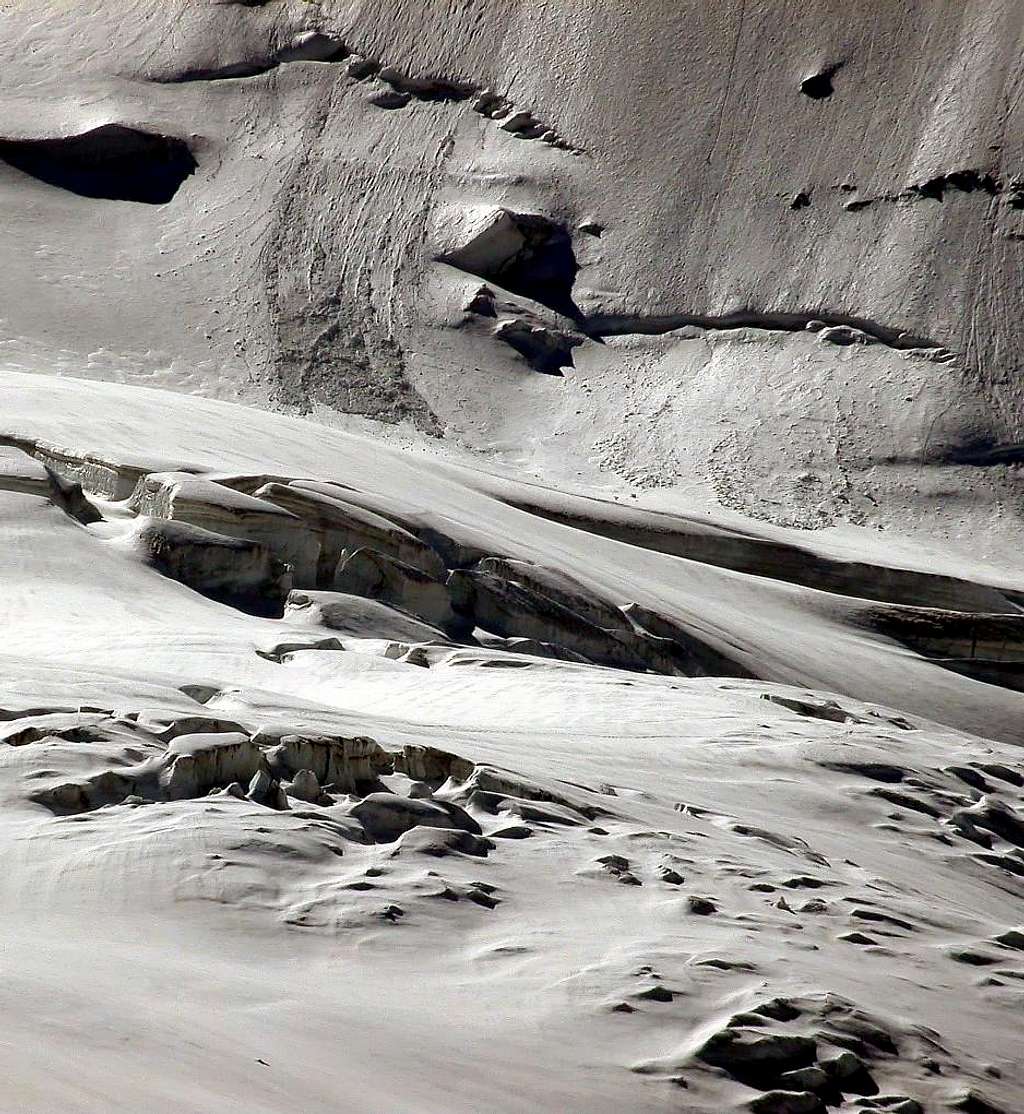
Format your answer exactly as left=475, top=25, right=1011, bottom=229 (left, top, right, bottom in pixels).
left=166, top=60, right=280, bottom=82
left=582, top=308, right=943, bottom=350
left=441, top=212, right=949, bottom=362
left=0, top=125, right=197, bottom=204
left=844, top=169, right=1018, bottom=212
left=912, top=169, right=1001, bottom=202
left=376, top=71, right=476, bottom=103
left=158, top=31, right=349, bottom=83
left=945, top=441, right=1024, bottom=466
left=156, top=36, right=580, bottom=151
left=864, top=605, right=1024, bottom=693
left=438, top=211, right=582, bottom=322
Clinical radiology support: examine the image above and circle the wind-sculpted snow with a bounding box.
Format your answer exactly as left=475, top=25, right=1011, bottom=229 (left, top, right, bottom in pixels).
left=0, top=371, right=1020, bottom=1110
left=1, top=0, right=1023, bottom=543
left=2, top=1, right=1024, bottom=1110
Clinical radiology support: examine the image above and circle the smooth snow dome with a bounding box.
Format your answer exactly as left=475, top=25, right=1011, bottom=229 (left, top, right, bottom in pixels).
left=0, top=3, right=1023, bottom=1113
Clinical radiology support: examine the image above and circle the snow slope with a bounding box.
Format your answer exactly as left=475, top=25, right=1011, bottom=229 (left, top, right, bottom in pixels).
left=0, top=2, right=1023, bottom=1111
left=0, top=372, right=1021, bottom=1113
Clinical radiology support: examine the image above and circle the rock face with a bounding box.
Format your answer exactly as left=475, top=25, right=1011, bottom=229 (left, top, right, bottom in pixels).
left=132, top=473, right=319, bottom=586
left=257, top=481, right=446, bottom=583
left=161, top=732, right=264, bottom=799
left=1, top=2, right=1022, bottom=543
left=3, top=6, right=1024, bottom=1114
left=124, top=517, right=292, bottom=614
left=258, top=731, right=391, bottom=793
left=335, top=547, right=458, bottom=632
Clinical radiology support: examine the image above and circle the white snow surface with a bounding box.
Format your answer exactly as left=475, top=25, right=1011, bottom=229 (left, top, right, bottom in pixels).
left=1, top=2, right=1023, bottom=1111
left=0, top=370, right=1021, bottom=1113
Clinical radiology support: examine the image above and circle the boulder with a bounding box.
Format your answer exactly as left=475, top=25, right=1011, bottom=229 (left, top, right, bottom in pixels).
left=748, top=1092, right=825, bottom=1114
left=349, top=792, right=481, bottom=842
left=287, top=769, right=321, bottom=804
left=697, top=1028, right=817, bottom=1082
left=393, top=825, right=493, bottom=857
left=161, top=732, right=264, bottom=799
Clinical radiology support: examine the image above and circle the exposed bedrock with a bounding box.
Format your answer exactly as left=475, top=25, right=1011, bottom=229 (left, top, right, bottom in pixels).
left=334, top=547, right=461, bottom=633
left=329, top=4, right=1024, bottom=434
left=0, top=445, right=101, bottom=524
left=0, top=125, right=196, bottom=204
left=123, top=517, right=292, bottom=616
left=2, top=0, right=1024, bottom=495
left=256, top=480, right=446, bottom=582
left=132, top=472, right=320, bottom=585
left=863, top=605, right=1024, bottom=693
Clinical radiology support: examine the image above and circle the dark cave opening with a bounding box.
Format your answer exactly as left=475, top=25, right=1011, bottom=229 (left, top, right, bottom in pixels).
left=439, top=210, right=582, bottom=322
left=497, top=215, right=582, bottom=321
left=800, top=66, right=839, bottom=99
left=493, top=320, right=578, bottom=376
left=0, top=124, right=198, bottom=204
